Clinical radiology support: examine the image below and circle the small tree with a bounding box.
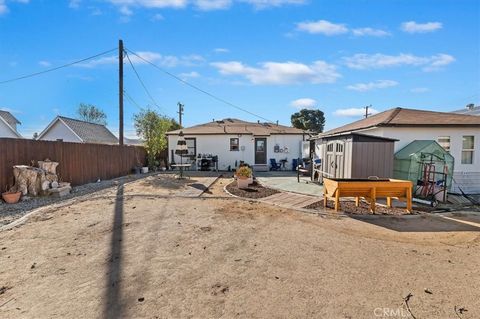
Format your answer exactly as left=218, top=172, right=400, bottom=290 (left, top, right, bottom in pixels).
left=291, top=109, right=325, bottom=133
left=133, top=109, right=175, bottom=168
left=77, top=103, right=107, bottom=125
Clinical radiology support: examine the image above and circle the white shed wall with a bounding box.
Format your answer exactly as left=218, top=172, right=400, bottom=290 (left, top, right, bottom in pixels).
left=0, top=121, right=19, bottom=138
left=39, top=121, right=82, bottom=143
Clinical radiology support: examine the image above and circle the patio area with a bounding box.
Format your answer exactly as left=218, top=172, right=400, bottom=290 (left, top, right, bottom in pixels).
left=255, top=171, right=323, bottom=196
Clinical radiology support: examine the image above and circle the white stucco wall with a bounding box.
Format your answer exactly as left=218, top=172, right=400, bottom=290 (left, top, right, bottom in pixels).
left=0, top=121, right=19, bottom=138
left=168, top=134, right=304, bottom=171
left=39, top=121, right=82, bottom=143
left=360, top=126, right=480, bottom=193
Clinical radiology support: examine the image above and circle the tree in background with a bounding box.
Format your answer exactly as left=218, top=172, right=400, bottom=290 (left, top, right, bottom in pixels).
left=133, top=109, right=178, bottom=168
left=77, top=103, right=107, bottom=125
left=291, top=109, right=325, bottom=133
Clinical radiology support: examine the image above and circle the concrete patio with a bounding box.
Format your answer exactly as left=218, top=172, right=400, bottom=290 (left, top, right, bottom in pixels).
left=255, top=171, right=323, bottom=196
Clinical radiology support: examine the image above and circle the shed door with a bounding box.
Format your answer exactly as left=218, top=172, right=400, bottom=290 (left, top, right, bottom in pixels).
left=254, top=138, right=267, bottom=165
left=325, top=141, right=345, bottom=178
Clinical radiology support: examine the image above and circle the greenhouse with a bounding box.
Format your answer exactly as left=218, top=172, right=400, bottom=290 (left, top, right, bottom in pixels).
left=393, top=140, right=455, bottom=193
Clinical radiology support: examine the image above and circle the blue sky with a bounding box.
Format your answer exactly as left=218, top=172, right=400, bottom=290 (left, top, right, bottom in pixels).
left=0, top=0, right=479, bottom=138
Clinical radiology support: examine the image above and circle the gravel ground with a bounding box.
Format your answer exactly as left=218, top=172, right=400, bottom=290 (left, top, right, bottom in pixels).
left=225, top=181, right=280, bottom=199
left=0, top=173, right=156, bottom=226
left=305, top=199, right=421, bottom=215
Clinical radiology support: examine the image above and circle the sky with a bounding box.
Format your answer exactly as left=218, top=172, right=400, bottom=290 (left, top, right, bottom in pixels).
left=0, top=0, right=479, bottom=138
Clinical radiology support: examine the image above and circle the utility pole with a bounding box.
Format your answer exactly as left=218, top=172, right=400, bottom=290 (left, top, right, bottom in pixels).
left=119, top=39, right=124, bottom=145
left=364, top=104, right=372, bottom=118
left=177, top=102, right=184, bottom=127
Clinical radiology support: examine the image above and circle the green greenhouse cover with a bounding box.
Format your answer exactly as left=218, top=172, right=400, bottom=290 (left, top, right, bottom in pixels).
left=394, top=140, right=454, bottom=190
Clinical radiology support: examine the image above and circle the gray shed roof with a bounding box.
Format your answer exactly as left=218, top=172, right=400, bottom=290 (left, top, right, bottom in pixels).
left=59, top=116, right=118, bottom=144
left=0, top=110, right=21, bottom=126
left=41, top=116, right=119, bottom=144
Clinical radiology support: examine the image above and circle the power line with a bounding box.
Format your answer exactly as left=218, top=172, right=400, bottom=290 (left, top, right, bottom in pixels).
left=123, top=90, right=143, bottom=110
left=0, top=48, right=118, bottom=85
left=124, top=47, right=275, bottom=123
left=124, top=51, right=165, bottom=113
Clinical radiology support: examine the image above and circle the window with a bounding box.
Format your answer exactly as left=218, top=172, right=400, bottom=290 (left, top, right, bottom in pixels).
left=327, top=143, right=334, bottom=152
left=462, top=136, right=474, bottom=164
left=185, top=138, right=196, bottom=156
left=438, top=136, right=450, bottom=152
left=335, top=143, right=344, bottom=153
left=230, top=138, right=239, bottom=151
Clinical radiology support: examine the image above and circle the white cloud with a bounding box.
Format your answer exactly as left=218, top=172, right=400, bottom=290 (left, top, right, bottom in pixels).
left=0, top=0, right=30, bottom=15
left=195, top=0, right=232, bottom=10
left=422, top=53, right=455, bottom=72
left=39, top=60, right=51, bottom=67
left=296, top=20, right=348, bottom=36
left=0, top=1, right=8, bottom=15
left=240, top=0, right=306, bottom=9
left=214, top=48, right=230, bottom=53
left=69, top=0, right=81, bottom=9
left=290, top=98, right=317, bottom=109
left=410, top=87, right=429, bottom=93
left=352, top=27, right=390, bottom=37
left=119, top=5, right=133, bottom=15
left=211, top=60, right=340, bottom=85
left=107, top=0, right=304, bottom=13
left=343, top=53, right=455, bottom=71
left=77, top=51, right=204, bottom=68
left=346, top=80, right=398, bottom=92
left=179, top=71, right=200, bottom=79
left=334, top=107, right=379, bottom=117
left=401, top=21, right=442, bottom=33
left=151, top=13, right=164, bottom=20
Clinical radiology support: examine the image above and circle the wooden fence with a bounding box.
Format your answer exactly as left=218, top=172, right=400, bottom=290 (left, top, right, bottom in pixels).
left=0, top=138, right=147, bottom=188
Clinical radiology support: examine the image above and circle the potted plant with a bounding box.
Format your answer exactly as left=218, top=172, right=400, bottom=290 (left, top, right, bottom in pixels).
left=2, top=185, right=21, bottom=204
left=235, top=166, right=253, bottom=189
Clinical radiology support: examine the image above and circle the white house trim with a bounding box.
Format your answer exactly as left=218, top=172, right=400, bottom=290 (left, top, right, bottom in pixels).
left=37, top=116, right=84, bottom=142
left=0, top=115, right=22, bottom=138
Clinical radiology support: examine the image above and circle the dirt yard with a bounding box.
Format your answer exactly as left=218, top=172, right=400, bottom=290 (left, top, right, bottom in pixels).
left=0, top=176, right=479, bottom=318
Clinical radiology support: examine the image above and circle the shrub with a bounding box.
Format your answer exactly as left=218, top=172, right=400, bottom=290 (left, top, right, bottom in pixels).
left=236, top=166, right=252, bottom=178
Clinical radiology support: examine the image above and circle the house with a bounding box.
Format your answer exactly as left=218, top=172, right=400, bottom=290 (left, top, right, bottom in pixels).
left=314, top=107, right=480, bottom=193
left=167, top=118, right=307, bottom=171
left=0, top=110, right=22, bottom=138
left=37, top=116, right=119, bottom=144
left=452, top=104, right=480, bottom=116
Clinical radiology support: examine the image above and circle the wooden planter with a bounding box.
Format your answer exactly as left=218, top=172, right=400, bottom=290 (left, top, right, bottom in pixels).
left=323, top=178, right=413, bottom=213
left=2, top=191, right=21, bottom=204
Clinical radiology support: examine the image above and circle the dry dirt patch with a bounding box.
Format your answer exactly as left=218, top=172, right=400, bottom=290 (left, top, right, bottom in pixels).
left=0, top=186, right=479, bottom=318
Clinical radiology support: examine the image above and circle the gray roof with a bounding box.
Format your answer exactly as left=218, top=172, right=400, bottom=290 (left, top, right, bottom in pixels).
left=59, top=116, right=119, bottom=144
left=452, top=106, right=480, bottom=116
left=167, top=118, right=305, bottom=136
left=0, top=110, right=21, bottom=126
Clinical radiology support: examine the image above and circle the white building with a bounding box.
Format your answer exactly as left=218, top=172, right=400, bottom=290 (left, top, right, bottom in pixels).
left=37, top=116, right=119, bottom=144
left=167, top=118, right=307, bottom=171
left=317, top=107, right=480, bottom=193
left=0, top=110, right=22, bottom=138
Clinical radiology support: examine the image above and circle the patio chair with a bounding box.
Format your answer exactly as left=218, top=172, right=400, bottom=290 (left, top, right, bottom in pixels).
left=270, top=158, right=282, bottom=171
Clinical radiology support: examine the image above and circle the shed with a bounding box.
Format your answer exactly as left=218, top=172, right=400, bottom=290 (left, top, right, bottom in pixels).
left=393, top=140, right=454, bottom=191
left=314, top=132, right=397, bottom=179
